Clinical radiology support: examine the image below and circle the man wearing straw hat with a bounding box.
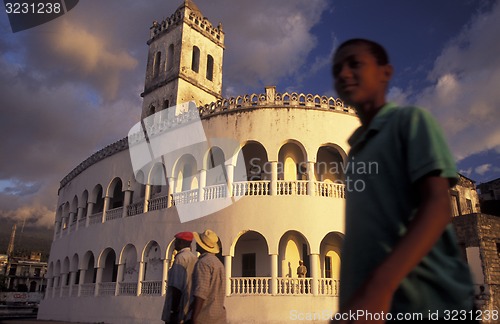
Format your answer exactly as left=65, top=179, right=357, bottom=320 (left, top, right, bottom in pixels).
left=190, top=229, right=227, bottom=324
left=161, top=232, right=197, bottom=324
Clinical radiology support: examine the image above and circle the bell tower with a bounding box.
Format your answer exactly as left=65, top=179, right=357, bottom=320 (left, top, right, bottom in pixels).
left=141, top=0, right=225, bottom=118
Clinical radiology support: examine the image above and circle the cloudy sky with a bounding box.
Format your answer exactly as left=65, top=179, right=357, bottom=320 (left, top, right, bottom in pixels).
left=0, top=0, right=499, bottom=229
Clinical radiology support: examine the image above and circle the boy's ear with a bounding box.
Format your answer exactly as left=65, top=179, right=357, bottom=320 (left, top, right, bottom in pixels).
left=382, top=64, right=393, bottom=82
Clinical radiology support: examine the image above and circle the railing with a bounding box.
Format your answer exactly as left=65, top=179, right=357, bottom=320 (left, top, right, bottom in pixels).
left=148, top=195, right=169, bottom=211
left=127, top=201, right=144, bottom=216
left=99, top=282, right=117, bottom=296
left=53, top=287, right=61, bottom=297
left=141, top=280, right=162, bottom=296
left=78, top=218, right=86, bottom=227
left=80, top=283, right=95, bottom=296
left=318, top=278, right=339, bottom=296
left=70, top=284, right=79, bottom=297
left=89, top=212, right=102, bottom=225
left=204, top=184, right=227, bottom=200
left=105, top=207, right=123, bottom=221
left=230, top=277, right=271, bottom=295
left=172, top=189, right=199, bottom=205
left=233, top=181, right=270, bottom=196
left=277, top=180, right=308, bottom=195
left=315, top=182, right=345, bottom=199
left=276, top=278, right=312, bottom=295
left=118, top=282, right=138, bottom=296
left=61, top=285, right=70, bottom=297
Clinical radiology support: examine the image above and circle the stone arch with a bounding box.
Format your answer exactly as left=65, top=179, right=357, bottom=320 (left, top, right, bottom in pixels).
left=173, top=154, right=198, bottom=192
left=107, top=177, right=124, bottom=209
left=153, top=50, right=162, bottom=78
left=278, top=141, right=307, bottom=181
left=98, top=248, right=117, bottom=283
left=205, top=146, right=226, bottom=186
left=232, top=230, right=269, bottom=277
left=62, top=202, right=70, bottom=230
left=80, top=190, right=89, bottom=219
left=70, top=253, right=79, bottom=273
left=316, top=145, right=346, bottom=182
left=149, top=162, right=167, bottom=197
left=120, top=244, right=139, bottom=283
left=167, top=44, right=174, bottom=70
left=278, top=231, right=310, bottom=278
left=235, top=141, right=269, bottom=182
left=142, top=241, right=162, bottom=281
left=81, top=251, right=96, bottom=283
left=90, top=184, right=104, bottom=214
left=320, top=232, right=344, bottom=279
left=133, top=170, right=146, bottom=202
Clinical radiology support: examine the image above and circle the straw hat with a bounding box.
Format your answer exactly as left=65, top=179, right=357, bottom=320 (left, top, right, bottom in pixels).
left=193, top=229, right=220, bottom=253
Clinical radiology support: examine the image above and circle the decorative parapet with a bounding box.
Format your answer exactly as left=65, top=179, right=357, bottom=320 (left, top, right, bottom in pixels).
left=198, top=91, right=356, bottom=118
left=59, top=138, right=129, bottom=189
left=148, top=4, right=224, bottom=46
left=59, top=91, right=355, bottom=190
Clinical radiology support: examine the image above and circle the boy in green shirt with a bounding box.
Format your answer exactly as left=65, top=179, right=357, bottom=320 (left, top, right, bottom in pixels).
left=332, top=39, right=474, bottom=321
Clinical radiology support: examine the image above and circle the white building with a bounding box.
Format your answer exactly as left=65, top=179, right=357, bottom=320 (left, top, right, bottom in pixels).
left=38, top=1, right=360, bottom=323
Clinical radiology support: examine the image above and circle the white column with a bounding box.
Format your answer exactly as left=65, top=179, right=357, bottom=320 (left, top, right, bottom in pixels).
left=167, top=177, right=174, bottom=207
left=59, top=219, right=65, bottom=238
left=94, top=267, right=103, bottom=296
left=45, top=278, right=53, bottom=299
left=68, top=271, right=77, bottom=296
left=271, top=254, right=278, bottom=295
left=161, top=258, right=169, bottom=296
left=102, top=196, right=111, bottom=223
left=226, top=164, right=234, bottom=197
left=137, top=261, right=144, bottom=296
left=76, top=207, right=84, bottom=230
left=53, top=222, right=59, bottom=240
left=310, top=253, right=320, bottom=296
left=77, top=269, right=86, bottom=296
left=224, top=255, right=232, bottom=297
left=307, top=161, right=315, bottom=196
left=52, top=276, right=59, bottom=298
left=122, top=190, right=132, bottom=218
left=198, top=168, right=206, bottom=201
left=68, top=212, right=76, bottom=234
left=143, top=185, right=151, bottom=213
left=270, top=161, right=278, bottom=196
left=85, top=202, right=94, bottom=227
left=115, top=263, right=124, bottom=296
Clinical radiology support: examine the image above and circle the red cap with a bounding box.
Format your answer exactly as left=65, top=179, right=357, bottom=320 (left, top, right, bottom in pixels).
left=175, top=231, right=194, bottom=242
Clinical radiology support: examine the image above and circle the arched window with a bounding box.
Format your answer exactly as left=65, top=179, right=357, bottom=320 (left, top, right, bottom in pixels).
left=153, top=51, right=161, bottom=78
left=192, top=46, right=200, bottom=73
left=206, top=54, right=214, bottom=81
left=167, top=44, right=174, bottom=70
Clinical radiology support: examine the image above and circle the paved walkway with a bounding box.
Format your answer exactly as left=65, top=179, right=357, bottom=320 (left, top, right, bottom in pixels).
left=0, top=320, right=90, bottom=324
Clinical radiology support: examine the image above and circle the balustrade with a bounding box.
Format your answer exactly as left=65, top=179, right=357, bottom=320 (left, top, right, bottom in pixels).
left=315, top=182, right=345, bottom=198
left=88, top=212, right=102, bottom=225
left=70, top=284, right=79, bottom=297
left=172, top=189, right=198, bottom=205
left=140, top=280, right=162, bottom=296
left=105, top=207, right=123, bottom=221
left=277, top=180, right=308, bottom=196
left=204, top=184, right=227, bottom=200
left=317, top=278, right=339, bottom=296
left=148, top=195, right=169, bottom=211
left=80, top=283, right=95, bottom=296
left=118, top=282, right=138, bottom=296
left=230, top=277, right=271, bottom=295
left=232, top=181, right=270, bottom=196
left=99, top=282, right=117, bottom=296
left=127, top=201, right=144, bottom=216
left=276, top=277, right=311, bottom=295
left=61, top=285, right=70, bottom=297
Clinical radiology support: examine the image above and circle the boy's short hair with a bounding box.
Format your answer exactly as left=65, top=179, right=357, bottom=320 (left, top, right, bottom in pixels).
left=334, top=38, right=390, bottom=66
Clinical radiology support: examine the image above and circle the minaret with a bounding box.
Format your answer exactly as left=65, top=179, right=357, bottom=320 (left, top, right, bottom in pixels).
left=141, top=0, right=225, bottom=118
left=7, top=224, right=16, bottom=257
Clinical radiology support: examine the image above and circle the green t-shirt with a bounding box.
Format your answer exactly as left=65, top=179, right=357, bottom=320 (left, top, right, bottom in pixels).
left=339, top=103, right=474, bottom=315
